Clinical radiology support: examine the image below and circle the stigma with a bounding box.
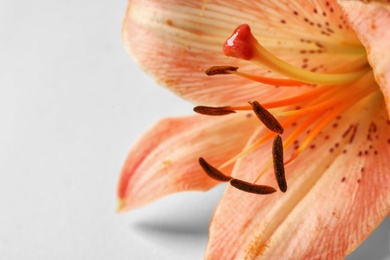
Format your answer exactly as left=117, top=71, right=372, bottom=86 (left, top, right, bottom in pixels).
left=195, top=24, right=378, bottom=194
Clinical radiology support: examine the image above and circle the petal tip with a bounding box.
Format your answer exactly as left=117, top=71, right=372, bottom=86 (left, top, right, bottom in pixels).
left=116, top=198, right=126, bottom=213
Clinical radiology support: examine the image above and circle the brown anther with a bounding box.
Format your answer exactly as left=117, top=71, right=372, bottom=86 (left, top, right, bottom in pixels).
left=230, top=179, right=277, bottom=194
left=272, top=135, right=287, bottom=192
left=205, top=66, right=238, bottom=76
left=249, top=101, right=284, bottom=134
left=194, top=106, right=236, bottom=116
left=199, top=157, right=232, bottom=182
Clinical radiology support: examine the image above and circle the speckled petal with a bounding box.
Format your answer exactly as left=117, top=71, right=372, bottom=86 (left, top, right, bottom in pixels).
left=123, top=0, right=365, bottom=106
left=206, top=94, right=390, bottom=259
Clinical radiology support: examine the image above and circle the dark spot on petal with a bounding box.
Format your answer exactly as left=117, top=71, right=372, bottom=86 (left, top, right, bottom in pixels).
left=349, top=125, right=358, bottom=144
left=166, top=19, right=173, bottom=26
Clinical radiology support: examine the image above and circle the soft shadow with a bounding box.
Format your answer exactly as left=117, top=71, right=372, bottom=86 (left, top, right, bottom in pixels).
left=347, top=216, right=390, bottom=260
left=133, top=218, right=208, bottom=236
left=128, top=185, right=225, bottom=236
left=126, top=188, right=226, bottom=258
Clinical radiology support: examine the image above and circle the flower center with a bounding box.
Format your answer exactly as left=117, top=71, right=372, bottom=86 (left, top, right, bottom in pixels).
left=195, top=24, right=380, bottom=194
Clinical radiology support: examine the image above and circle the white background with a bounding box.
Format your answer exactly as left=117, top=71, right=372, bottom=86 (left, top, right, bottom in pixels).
left=0, top=1, right=389, bottom=259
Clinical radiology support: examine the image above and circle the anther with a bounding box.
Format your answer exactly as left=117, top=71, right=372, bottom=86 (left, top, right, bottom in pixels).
left=205, top=66, right=238, bottom=76
left=230, top=179, right=277, bottom=194
left=272, top=135, right=287, bottom=192
left=249, top=101, right=284, bottom=134
left=199, top=157, right=232, bottom=182
left=194, top=106, right=236, bottom=116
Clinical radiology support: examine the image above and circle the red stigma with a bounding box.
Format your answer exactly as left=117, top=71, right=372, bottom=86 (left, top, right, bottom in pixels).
left=223, top=24, right=255, bottom=60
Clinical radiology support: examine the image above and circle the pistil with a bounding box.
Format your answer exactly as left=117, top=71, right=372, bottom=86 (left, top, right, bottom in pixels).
left=223, top=24, right=369, bottom=85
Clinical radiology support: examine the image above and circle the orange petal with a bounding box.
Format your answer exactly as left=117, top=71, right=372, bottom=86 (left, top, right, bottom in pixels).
left=117, top=113, right=258, bottom=211
left=338, top=1, right=390, bottom=116
left=206, top=95, right=390, bottom=258
left=122, top=0, right=361, bottom=106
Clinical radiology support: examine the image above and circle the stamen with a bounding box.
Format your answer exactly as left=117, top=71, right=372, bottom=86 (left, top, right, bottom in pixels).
left=283, top=113, right=322, bottom=150
left=219, top=133, right=274, bottom=170
left=228, top=70, right=307, bottom=86
left=219, top=114, right=302, bottom=170
left=194, top=106, right=236, bottom=116
left=272, top=135, right=287, bottom=192
left=205, top=65, right=307, bottom=86
left=278, top=73, right=378, bottom=164
left=253, top=160, right=272, bottom=184
left=275, top=73, right=375, bottom=117
left=284, top=86, right=377, bottom=165
left=230, top=179, right=276, bottom=194
left=223, top=24, right=368, bottom=85
left=199, top=157, right=232, bottom=182
left=205, top=66, right=238, bottom=75
left=249, top=101, right=284, bottom=134
left=196, top=22, right=377, bottom=197
left=260, top=85, right=332, bottom=109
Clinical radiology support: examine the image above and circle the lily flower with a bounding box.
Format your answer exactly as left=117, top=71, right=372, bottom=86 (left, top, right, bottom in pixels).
left=118, top=0, right=390, bottom=258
